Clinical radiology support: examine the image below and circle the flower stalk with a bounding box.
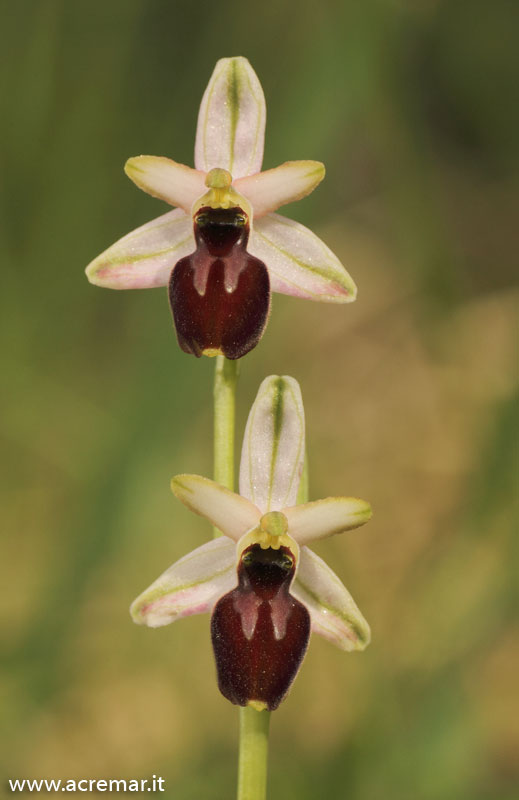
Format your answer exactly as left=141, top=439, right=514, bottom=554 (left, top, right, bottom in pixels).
left=213, top=355, right=239, bottom=496
left=238, top=706, right=271, bottom=800
left=212, top=356, right=271, bottom=799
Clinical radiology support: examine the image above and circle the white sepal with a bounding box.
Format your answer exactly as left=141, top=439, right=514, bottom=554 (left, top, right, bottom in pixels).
left=239, top=376, right=305, bottom=513
left=85, top=208, right=193, bottom=290
left=130, top=537, right=236, bottom=627
left=194, top=56, right=266, bottom=179
left=250, top=213, right=357, bottom=302
left=292, top=546, right=370, bottom=651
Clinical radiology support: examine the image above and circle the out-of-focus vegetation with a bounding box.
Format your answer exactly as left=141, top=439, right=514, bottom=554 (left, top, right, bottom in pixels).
left=1, top=1, right=517, bottom=797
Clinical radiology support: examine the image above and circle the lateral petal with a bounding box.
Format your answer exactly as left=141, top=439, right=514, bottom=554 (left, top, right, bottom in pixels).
left=131, top=537, right=236, bottom=627
left=125, top=156, right=207, bottom=212
left=239, top=376, right=305, bottom=513
left=85, top=208, right=194, bottom=289
left=250, top=213, right=357, bottom=302
left=285, top=497, right=372, bottom=546
left=194, top=56, right=266, bottom=179
left=292, top=547, right=370, bottom=651
left=235, top=161, right=325, bottom=217
left=171, top=474, right=261, bottom=541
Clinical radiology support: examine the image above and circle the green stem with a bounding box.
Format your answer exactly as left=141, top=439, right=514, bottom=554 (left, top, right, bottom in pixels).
left=213, top=355, right=239, bottom=493
left=212, top=356, right=271, bottom=800
left=237, top=707, right=271, bottom=800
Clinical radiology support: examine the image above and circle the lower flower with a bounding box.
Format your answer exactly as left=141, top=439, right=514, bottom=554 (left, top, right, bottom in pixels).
left=212, top=543, right=310, bottom=711
left=131, top=376, right=372, bottom=710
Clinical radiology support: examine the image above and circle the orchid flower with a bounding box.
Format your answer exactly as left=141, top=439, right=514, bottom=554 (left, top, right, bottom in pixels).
left=131, top=376, right=371, bottom=711
left=86, top=57, right=356, bottom=359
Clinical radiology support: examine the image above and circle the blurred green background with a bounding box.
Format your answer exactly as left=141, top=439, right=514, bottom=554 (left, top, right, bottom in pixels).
left=1, top=0, right=517, bottom=797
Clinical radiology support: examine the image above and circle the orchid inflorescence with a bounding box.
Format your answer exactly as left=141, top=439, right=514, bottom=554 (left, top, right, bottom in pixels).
left=86, top=57, right=371, bottom=717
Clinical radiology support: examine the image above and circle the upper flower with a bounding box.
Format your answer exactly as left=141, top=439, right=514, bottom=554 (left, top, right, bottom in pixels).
left=86, top=57, right=357, bottom=359
left=131, top=375, right=371, bottom=711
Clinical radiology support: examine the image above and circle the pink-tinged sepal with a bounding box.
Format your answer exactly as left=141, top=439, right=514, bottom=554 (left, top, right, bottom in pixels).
left=292, top=546, right=370, bottom=651
left=169, top=207, right=270, bottom=359
left=130, top=537, right=236, bottom=628
left=249, top=213, right=357, bottom=303
left=239, top=375, right=305, bottom=512
left=85, top=208, right=194, bottom=290
left=211, top=544, right=310, bottom=711
left=194, top=57, right=266, bottom=179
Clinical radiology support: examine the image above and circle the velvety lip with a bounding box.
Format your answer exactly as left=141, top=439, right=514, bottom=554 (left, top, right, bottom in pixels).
left=211, top=545, right=310, bottom=711
left=169, top=208, right=270, bottom=359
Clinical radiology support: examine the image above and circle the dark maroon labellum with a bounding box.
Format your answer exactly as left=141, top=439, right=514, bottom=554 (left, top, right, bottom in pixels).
left=169, top=207, right=270, bottom=360
left=211, top=544, right=310, bottom=711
